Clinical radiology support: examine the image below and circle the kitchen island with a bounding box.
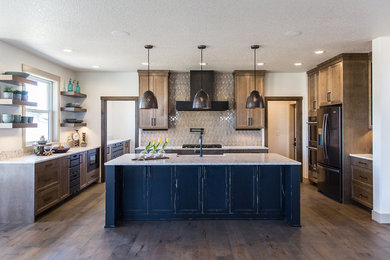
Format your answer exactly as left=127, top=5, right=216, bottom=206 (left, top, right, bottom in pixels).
left=105, top=153, right=301, bottom=227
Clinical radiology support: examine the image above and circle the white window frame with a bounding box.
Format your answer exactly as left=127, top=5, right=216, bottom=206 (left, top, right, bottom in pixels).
left=24, top=76, right=54, bottom=146
left=22, top=64, right=60, bottom=147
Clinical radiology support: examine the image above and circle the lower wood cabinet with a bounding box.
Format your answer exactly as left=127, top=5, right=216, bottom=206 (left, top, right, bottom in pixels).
left=119, top=165, right=289, bottom=218
left=148, top=166, right=174, bottom=214
left=59, top=156, right=70, bottom=200
left=231, top=166, right=257, bottom=213
left=175, top=166, right=202, bottom=213
left=203, top=166, right=229, bottom=213
left=351, top=156, right=373, bottom=209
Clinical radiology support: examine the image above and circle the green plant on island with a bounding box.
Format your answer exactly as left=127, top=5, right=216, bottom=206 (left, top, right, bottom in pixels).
left=13, top=90, right=22, bottom=94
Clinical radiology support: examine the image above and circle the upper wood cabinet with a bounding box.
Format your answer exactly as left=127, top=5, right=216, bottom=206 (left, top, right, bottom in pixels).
left=234, top=70, right=265, bottom=130
left=138, top=70, right=169, bottom=130
left=318, top=61, right=343, bottom=106
left=307, top=68, right=319, bottom=116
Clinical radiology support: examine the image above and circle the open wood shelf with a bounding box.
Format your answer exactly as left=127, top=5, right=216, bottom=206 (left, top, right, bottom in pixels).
left=0, top=123, right=37, bottom=129
left=60, top=123, right=87, bottom=127
left=0, top=99, right=37, bottom=107
left=60, top=107, right=87, bottom=112
left=0, top=75, right=37, bottom=86
left=60, top=91, right=87, bottom=98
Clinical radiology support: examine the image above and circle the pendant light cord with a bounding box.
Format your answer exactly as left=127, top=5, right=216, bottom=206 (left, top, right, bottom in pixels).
left=200, top=48, right=203, bottom=91
left=148, top=48, right=150, bottom=91
left=254, top=47, right=256, bottom=91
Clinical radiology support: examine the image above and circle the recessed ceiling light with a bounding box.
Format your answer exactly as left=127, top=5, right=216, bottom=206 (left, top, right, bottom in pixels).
left=294, top=62, right=303, bottom=66
left=284, top=31, right=302, bottom=37
left=141, top=62, right=149, bottom=66
left=315, top=50, right=325, bottom=54
left=111, top=30, right=130, bottom=37
left=257, top=62, right=265, bottom=66
left=63, top=49, right=73, bottom=53
left=91, top=65, right=100, bottom=69
left=199, top=62, right=207, bottom=66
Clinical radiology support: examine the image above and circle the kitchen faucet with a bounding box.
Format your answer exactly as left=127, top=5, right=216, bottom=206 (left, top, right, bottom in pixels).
left=190, top=128, right=204, bottom=157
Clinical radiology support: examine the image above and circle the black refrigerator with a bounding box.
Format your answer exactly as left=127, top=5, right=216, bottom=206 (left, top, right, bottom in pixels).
left=317, top=105, right=342, bottom=202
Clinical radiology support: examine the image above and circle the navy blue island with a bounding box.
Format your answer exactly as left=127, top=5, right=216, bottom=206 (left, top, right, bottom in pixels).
left=105, top=153, right=301, bottom=227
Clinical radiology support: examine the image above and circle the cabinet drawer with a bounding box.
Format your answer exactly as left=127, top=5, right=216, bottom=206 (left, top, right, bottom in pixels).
left=351, top=157, right=372, bottom=170
left=86, top=169, right=99, bottom=184
left=36, top=184, right=59, bottom=214
left=35, top=160, right=60, bottom=191
left=352, top=180, right=373, bottom=209
left=352, top=165, right=372, bottom=185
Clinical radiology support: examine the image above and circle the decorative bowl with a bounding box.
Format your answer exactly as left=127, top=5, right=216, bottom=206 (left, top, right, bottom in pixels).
left=13, top=115, right=21, bottom=123
left=21, top=116, right=29, bottom=123
left=2, top=114, right=13, bottom=123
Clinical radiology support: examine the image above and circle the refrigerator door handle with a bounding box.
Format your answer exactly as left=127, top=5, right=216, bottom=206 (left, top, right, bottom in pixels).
left=323, top=113, right=329, bottom=160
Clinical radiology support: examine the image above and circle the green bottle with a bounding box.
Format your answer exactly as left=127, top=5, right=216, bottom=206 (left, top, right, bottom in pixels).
left=67, top=79, right=73, bottom=91
left=76, top=81, right=80, bottom=93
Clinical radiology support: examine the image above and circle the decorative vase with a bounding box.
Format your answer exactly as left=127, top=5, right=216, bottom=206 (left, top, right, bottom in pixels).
left=157, top=149, right=165, bottom=158
left=22, top=93, right=28, bottom=101
left=76, top=81, right=80, bottom=93
left=67, top=79, right=73, bottom=91
left=2, top=92, right=13, bottom=99
left=13, top=115, right=21, bottom=123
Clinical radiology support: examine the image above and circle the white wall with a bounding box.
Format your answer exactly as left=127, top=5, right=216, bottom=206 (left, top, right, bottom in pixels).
left=372, top=37, right=390, bottom=223
left=107, top=100, right=135, bottom=144
left=0, top=40, right=75, bottom=152
left=75, top=72, right=138, bottom=148
left=265, top=72, right=308, bottom=178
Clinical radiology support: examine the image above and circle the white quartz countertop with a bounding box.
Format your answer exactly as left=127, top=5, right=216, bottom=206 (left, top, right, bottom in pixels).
left=0, top=146, right=100, bottom=165
left=350, top=154, right=373, bottom=161
left=107, top=139, right=130, bottom=145
left=135, top=146, right=268, bottom=150
left=105, top=153, right=300, bottom=166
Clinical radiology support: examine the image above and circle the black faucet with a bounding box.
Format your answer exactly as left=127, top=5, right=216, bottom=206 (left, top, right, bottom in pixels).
left=190, top=128, right=205, bottom=157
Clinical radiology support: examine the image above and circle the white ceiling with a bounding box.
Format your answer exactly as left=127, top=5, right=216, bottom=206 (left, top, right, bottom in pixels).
left=1, top=0, right=389, bottom=72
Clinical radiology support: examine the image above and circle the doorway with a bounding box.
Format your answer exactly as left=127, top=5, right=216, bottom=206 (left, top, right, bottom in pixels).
left=101, top=96, right=139, bottom=182
left=265, top=97, right=303, bottom=180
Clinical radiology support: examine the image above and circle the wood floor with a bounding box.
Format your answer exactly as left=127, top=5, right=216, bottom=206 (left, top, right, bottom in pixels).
left=1, top=183, right=390, bottom=260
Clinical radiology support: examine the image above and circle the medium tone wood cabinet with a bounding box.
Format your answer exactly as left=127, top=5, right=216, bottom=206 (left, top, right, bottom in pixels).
left=312, top=53, right=371, bottom=203
left=138, top=70, right=169, bottom=130
left=351, top=156, right=372, bottom=209
left=234, top=70, right=265, bottom=130
left=307, top=68, right=319, bottom=116
left=80, top=151, right=88, bottom=190
left=318, top=61, right=343, bottom=106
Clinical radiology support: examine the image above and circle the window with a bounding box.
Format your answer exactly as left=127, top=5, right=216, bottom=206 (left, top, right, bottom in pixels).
left=25, top=76, right=55, bottom=145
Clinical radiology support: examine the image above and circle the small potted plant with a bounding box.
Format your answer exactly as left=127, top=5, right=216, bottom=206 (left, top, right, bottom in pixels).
left=21, top=90, right=28, bottom=101
left=2, top=86, right=13, bottom=99
left=13, top=90, right=22, bottom=100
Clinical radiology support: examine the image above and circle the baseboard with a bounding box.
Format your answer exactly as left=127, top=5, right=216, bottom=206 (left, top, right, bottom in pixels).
left=372, top=210, right=390, bottom=223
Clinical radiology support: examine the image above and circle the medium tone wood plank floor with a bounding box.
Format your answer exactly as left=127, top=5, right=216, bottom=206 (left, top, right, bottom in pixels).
left=1, top=183, right=389, bottom=260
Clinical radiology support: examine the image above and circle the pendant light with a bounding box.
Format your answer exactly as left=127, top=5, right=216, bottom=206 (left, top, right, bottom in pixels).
left=193, top=45, right=211, bottom=109
left=246, top=45, right=265, bottom=109
left=139, top=45, right=158, bottom=109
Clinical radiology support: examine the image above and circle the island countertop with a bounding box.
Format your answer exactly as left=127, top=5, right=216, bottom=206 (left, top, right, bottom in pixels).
left=105, top=153, right=300, bottom=166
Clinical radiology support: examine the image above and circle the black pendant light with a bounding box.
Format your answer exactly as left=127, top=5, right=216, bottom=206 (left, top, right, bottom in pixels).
left=193, top=45, right=211, bottom=109
left=140, top=45, right=158, bottom=109
left=246, top=45, right=265, bottom=109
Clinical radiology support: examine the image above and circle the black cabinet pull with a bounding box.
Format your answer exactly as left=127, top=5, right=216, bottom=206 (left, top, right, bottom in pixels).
left=358, top=161, right=368, bottom=165
left=359, top=193, right=368, bottom=199
left=327, top=92, right=331, bottom=102
left=45, top=163, right=53, bottom=168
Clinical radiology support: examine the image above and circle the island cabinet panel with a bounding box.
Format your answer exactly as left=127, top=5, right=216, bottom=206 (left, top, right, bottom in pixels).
left=230, top=166, right=257, bottom=213
left=203, top=166, right=229, bottom=213
left=122, top=167, right=147, bottom=214
left=175, top=166, right=202, bottom=213
left=148, top=166, right=174, bottom=214
left=259, top=166, right=283, bottom=212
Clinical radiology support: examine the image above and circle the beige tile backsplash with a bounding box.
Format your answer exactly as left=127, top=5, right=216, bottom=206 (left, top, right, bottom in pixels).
left=141, top=72, right=264, bottom=146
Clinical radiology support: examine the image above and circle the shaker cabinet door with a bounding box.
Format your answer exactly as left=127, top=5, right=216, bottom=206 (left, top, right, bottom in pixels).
left=203, top=166, right=229, bottom=213
left=259, top=166, right=283, bottom=212
left=230, top=166, right=257, bottom=213
left=175, top=166, right=202, bottom=213
left=148, top=166, right=174, bottom=214
left=122, top=166, right=147, bottom=214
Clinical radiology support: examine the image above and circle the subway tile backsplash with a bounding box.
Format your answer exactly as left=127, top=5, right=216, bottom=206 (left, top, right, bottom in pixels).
left=140, top=72, right=264, bottom=146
